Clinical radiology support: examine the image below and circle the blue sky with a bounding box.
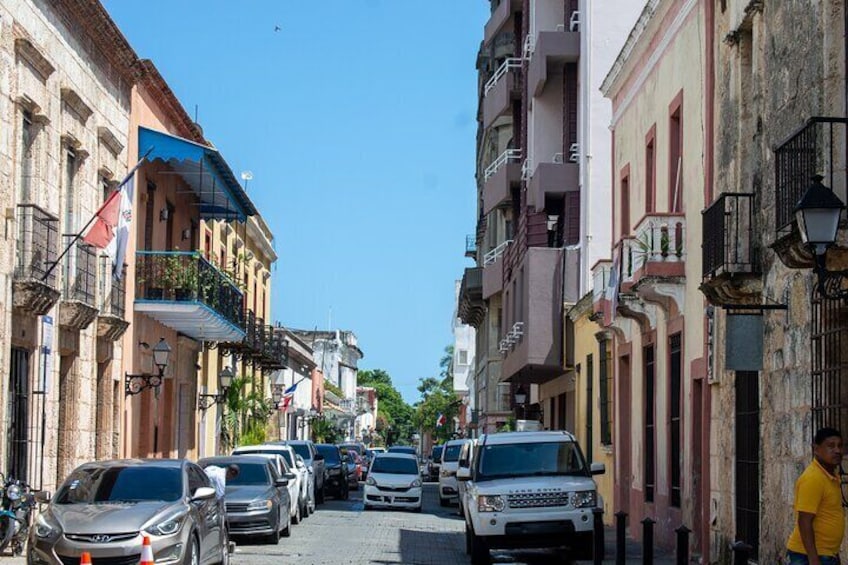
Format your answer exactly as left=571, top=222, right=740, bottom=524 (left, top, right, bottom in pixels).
left=103, top=1, right=489, bottom=404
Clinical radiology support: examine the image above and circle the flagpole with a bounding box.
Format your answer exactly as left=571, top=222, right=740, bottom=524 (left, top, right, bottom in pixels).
left=41, top=148, right=153, bottom=282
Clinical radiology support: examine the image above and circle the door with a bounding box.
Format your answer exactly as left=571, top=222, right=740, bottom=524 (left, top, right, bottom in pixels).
left=7, top=348, right=29, bottom=481
left=735, top=371, right=760, bottom=560
left=617, top=354, right=632, bottom=515
left=187, top=464, right=217, bottom=561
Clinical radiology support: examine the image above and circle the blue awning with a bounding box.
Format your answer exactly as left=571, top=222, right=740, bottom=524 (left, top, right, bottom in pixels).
left=138, top=126, right=257, bottom=221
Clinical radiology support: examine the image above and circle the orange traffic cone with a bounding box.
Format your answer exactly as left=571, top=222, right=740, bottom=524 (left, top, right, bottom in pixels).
left=139, top=536, right=154, bottom=565
left=80, top=552, right=92, bottom=565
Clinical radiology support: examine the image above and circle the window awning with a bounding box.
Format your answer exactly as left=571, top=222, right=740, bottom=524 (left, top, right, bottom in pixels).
left=138, top=126, right=257, bottom=221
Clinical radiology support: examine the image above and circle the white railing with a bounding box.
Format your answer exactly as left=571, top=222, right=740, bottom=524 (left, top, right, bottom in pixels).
left=485, top=57, right=523, bottom=96
left=633, top=214, right=687, bottom=263
left=499, top=322, right=525, bottom=356
left=523, top=34, right=535, bottom=59
left=484, top=239, right=513, bottom=266
left=569, top=143, right=580, bottom=163
left=569, top=11, right=580, bottom=32
left=592, top=260, right=612, bottom=304
left=484, top=149, right=522, bottom=181
left=521, top=158, right=533, bottom=181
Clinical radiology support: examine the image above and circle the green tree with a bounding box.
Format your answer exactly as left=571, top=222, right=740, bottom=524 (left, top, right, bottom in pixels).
left=358, top=369, right=416, bottom=445
left=221, top=375, right=271, bottom=451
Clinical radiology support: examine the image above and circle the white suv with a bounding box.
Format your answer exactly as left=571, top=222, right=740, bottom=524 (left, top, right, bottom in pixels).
left=458, top=431, right=604, bottom=564
left=439, top=438, right=472, bottom=506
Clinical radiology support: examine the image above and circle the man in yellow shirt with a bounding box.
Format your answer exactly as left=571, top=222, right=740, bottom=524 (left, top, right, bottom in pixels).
left=786, top=427, right=845, bottom=564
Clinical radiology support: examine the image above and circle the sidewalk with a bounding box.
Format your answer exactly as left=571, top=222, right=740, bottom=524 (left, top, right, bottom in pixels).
left=574, top=525, right=677, bottom=564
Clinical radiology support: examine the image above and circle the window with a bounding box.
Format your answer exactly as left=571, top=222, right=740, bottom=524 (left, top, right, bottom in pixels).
left=735, top=371, right=760, bottom=560
left=585, top=354, right=594, bottom=463
left=669, top=333, right=682, bottom=508
left=645, top=126, right=656, bottom=212
left=565, top=192, right=580, bottom=245
left=644, top=344, right=655, bottom=503
left=458, top=350, right=469, bottom=365
left=620, top=171, right=631, bottom=236
left=598, top=335, right=613, bottom=446
left=669, top=94, right=683, bottom=212
left=144, top=182, right=156, bottom=251
left=63, top=149, right=77, bottom=235
left=19, top=111, right=35, bottom=203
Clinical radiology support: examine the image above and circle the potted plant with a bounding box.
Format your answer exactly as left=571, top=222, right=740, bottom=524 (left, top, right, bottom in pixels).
left=173, top=254, right=199, bottom=301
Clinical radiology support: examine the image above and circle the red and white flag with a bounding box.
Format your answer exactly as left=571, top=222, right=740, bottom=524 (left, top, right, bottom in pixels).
left=280, top=393, right=294, bottom=412
left=436, top=413, right=446, bottom=428
left=82, top=165, right=138, bottom=280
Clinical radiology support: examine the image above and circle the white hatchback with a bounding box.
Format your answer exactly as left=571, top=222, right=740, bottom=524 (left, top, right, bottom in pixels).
left=364, top=453, right=423, bottom=512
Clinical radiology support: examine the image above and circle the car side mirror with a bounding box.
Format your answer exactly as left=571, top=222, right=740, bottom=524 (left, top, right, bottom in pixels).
left=314, top=453, right=324, bottom=461
left=191, top=486, right=216, bottom=501
left=590, top=462, right=606, bottom=475
left=284, top=473, right=297, bottom=481
left=456, top=467, right=471, bottom=481
left=275, top=478, right=289, bottom=487
left=35, top=490, right=51, bottom=504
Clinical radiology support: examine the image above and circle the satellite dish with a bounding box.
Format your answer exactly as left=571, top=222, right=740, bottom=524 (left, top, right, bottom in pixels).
left=241, top=171, right=254, bottom=181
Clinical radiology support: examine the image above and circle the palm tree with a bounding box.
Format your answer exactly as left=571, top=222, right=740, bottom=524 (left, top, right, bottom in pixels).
left=221, top=375, right=272, bottom=451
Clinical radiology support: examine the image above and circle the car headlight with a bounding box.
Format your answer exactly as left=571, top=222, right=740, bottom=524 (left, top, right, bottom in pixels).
left=410, top=479, right=422, bottom=488
left=366, top=477, right=376, bottom=486
left=478, top=495, right=504, bottom=512
left=246, top=499, right=273, bottom=512
left=6, top=484, right=21, bottom=501
left=149, top=512, right=186, bottom=536
left=572, top=491, right=597, bottom=508
left=35, top=513, right=59, bottom=539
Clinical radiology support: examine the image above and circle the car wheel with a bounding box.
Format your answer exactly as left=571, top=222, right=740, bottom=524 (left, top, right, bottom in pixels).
left=218, top=528, right=230, bottom=565
left=281, top=513, right=292, bottom=538
left=292, top=501, right=301, bottom=525
left=412, top=505, right=422, bottom=513
left=363, top=503, right=372, bottom=511
left=316, top=483, right=325, bottom=504
left=439, top=496, right=449, bottom=507
left=183, top=536, right=200, bottom=565
left=469, top=530, right=490, bottom=565
left=465, top=525, right=472, bottom=555
left=342, top=484, right=350, bottom=500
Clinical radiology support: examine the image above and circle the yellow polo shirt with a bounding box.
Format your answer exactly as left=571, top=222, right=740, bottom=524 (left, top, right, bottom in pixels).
left=787, top=458, right=845, bottom=556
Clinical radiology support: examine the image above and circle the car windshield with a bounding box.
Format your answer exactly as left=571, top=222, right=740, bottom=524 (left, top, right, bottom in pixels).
left=55, top=465, right=182, bottom=504
left=221, top=463, right=269, bottom=486
left=290, top=444, right=311, bottom=460
left=443, top=445, right=462, bottom=462
left=431, top=446, right=443, bottom=462
left=341, top=444, right=363, bottom=455
left=476, top=441, right=587, bottom=481
left=371, top=457, right=419, bottom=475
left=279, top=451, right=294, bottom=468
left=315, top=445, right=340, bottom=463
left=388, top=446, right=416, bottom=455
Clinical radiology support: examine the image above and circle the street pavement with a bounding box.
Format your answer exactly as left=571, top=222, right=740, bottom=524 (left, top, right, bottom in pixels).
left=1, top=482, right=673, bottom=565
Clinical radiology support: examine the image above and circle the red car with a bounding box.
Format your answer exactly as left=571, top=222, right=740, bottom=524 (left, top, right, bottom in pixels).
left=342, top=449, right=363, bottom=489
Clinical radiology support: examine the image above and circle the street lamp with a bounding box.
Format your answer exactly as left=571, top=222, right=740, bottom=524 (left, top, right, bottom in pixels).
left=198, top=367, right=234, bottom=411
left=514, top=384, right=527, bottom=419
left=125, top=338, right=171, bottom=396
left=794, top=174, right=848, bottom=299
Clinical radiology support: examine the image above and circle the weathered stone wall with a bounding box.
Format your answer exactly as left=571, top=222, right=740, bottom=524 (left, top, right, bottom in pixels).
left=711, top=1, right=845, bottom=562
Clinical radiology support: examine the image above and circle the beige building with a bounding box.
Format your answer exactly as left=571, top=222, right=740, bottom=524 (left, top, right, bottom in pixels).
left=0, top=0, right=135, bottom=491
left=598, top=0, right=709, bottom=556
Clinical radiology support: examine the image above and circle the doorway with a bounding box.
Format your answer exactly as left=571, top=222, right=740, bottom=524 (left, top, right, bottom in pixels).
left=7, top=348, right=29, bottom=481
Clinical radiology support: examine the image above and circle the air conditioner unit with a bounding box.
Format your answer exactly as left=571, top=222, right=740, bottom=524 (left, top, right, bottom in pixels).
left=569, top=143, right=579, bottom=163
left=569, top=11, right=580, bottom=32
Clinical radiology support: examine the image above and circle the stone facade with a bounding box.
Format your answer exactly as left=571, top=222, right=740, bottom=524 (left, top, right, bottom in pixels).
left=0, top=0, right=134, bottom=491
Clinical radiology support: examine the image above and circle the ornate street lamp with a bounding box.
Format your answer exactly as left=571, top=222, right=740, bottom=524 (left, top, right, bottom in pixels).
left=514, top=384, right=527, bottom=420
left=125, top=338, right=170, bottom=396
left=794, top=174, right=848, bottom=299
left=198, top=367, right=234, bottom=411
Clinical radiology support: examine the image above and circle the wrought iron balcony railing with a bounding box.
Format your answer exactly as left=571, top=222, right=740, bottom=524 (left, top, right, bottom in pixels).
left=774, top=117, right=848, bottom=235
left=702, top=193, right=758, bottom=279
left=135, top=251, right=244, bottom=330
left=98, top=257, right=127, bottom=319
left=15, top=204, right=59, bottom=286
left=62, top=236, right=96, bottom=306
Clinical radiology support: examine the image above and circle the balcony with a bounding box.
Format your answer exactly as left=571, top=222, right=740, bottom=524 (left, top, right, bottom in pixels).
left=13, top=204, right=60, bottom=315
left=526, top=155, right=579, bottom=211
left=527, top=29, right=580, bottom=97
left=483, top=58, right=521, bottom=129
left=260, top=326, right=289, bottom=371
left=96, top=257, right=129, bottom=341
left=700, top=193, right=762, bottom=306
left=59, top=238, right=98, bottom=330
left=483, top=0, right=521, bottom=46
left=591, top=260, right=613, bottom=320
left=458, top=267, right=484, bottom=327
left=219, top=309, right=260, bottom=358
left=483, top=240, right=511, bottom=299
left=483, top=149, right=522, bottom=215
left=465, top=235, right=477, bottom=259
left=501, top=247, right=564, bottom=384
left=134, top=251, right=245, bottom=342
left=773, top=117, right=848, bottom=268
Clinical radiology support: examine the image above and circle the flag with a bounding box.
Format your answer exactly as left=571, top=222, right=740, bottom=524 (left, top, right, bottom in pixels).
left=83, top=164, right=139, bottom=280
left=280, top=394, right=294, bottom=411
left=436, top=413, right=446, bottom=428
left=284, top=382, right=298, bottom=395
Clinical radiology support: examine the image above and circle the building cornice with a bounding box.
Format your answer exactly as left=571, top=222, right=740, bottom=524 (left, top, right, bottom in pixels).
left=600, top=0, right=660, bottom=97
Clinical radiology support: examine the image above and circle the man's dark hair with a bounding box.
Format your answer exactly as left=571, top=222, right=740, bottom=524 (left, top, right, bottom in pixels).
left=814, top=427, right=842, bottom=445
left=226, top=464, right=240, bottom=478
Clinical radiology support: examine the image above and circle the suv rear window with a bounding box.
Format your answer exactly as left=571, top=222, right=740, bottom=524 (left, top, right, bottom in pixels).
left=476, top=441, right=587, bottom=481
left=431, top=446, right=443, bottom=462
left=442, top=445, right=462, bottom=462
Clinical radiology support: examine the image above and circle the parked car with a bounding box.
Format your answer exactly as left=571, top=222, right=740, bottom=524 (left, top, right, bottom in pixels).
left=342, top=450, right=363, bottom=489
left=455, top=439, right=477, bottom=517
left=387, top=446, right=417, bottom=457
left=199, top=456, right=292, bottom=544
left=427, top=445, right=444, bottom=482
left=363, top=453, right=423, bottom=512
left=232, top=450, right=303, bottom=524
left=439, top=438, right=472, bottom=506
left=314, top=444, right=349, bottom=500
left=339, top=442, right=367, bottom=458
left=275, top=440, right=326, bottom=504
left=28, top=459, right=230, bottom=565
left=232, top=444, right=313, bottom=518
left=459, top=431, right=605, bottom=563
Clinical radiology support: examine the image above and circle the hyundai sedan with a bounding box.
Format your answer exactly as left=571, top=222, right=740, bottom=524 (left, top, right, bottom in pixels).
left=28, top=459, right=229, bottom=565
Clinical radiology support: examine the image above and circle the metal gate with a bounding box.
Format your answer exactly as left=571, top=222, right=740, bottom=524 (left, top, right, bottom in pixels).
left=7, top=348, right=29, bottom=482
left=735, top=370, right=760, bottom=561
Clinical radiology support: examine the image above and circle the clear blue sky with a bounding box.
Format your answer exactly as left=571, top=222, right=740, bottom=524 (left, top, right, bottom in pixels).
left=103, top=1, right=488, bottom=404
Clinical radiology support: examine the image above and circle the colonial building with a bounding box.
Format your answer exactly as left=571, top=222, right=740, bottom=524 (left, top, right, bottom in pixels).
left=122, top=60, right=256, bottom=460
left=452, top=280, right=475, bottom=434
left=702, top=0, right=848, bottom=562
left=0, top=0, right=135, bottom=491
left=598, top=0, right=710, bottom=556
left=271, top=330, right=317, bottom=442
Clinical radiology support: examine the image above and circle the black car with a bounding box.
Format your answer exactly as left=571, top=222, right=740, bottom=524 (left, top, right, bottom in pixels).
left=199, top=456, right=293, bottom=544
left=427, top=445, right=443, bottom=481
left=314, top=444, right=349, bottom=500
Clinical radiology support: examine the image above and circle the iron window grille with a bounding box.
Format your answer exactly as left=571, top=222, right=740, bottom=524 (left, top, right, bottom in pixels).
left=644, top=344, right=656, bottom=503
left=62, top=236, right=96, bottom=306
left=811, top=294, right=848, bottom=436
left=702, top=193, right=759, bottom=279
left=14, top=204, right=59, bottom=286
left=669, top=333, right=682, bottom=509
left=598, top=335, right=613, bottom=446
left=98, top=256, right=126, bottom=318
left=735, top=371, right=760, bottom=561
